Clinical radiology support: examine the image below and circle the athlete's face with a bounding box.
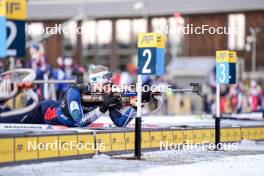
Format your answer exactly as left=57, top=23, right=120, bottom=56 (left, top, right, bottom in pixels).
left=89, top=71, right=112, bottom=93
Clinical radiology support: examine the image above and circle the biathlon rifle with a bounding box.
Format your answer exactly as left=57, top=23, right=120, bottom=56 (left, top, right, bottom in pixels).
left=80, top=83, right=205, bottom=109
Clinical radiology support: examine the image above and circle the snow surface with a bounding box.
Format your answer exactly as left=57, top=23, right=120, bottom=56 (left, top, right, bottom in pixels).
left=1, top=141, right=264, bottom=176
left=116, top=155, right=264, bottom=176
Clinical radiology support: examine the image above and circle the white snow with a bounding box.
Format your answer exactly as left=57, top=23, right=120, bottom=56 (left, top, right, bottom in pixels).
left=113, top=155, right=264, bottom=176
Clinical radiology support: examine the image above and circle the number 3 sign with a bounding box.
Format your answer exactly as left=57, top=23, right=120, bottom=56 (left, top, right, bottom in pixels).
left=216, top=50, right=236, bottom=84
left=137, top=33, right=165, bottom=76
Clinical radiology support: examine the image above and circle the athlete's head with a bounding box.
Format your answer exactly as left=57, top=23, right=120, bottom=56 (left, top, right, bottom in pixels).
left=87, top=65, right=112, bottom=91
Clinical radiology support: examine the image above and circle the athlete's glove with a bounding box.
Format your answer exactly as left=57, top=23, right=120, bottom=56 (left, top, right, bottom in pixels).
left=142, top=91, right=152, bottom=103
left=99, top=94, right=120, bottom=113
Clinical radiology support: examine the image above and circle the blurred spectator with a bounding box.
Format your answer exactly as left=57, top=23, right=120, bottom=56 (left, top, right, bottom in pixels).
left=53, top=56, right=84, bottom=101
left=248, top=80, right=262, bottom=112
left=208, top=79, right=264, bottom=114
left=27, top=43, right=48, bottom=100
left=28, top=44, right=47, bottom=80
left=15, top=59, right=24, bottom=68
left=0, top=60, right=4, bottom=73
left=112, top=70, right=121, bottom=85
left=229, top=84, right=243, bottom=113
left=207, top=65, right=217, bottom=93
left=53, top=56, right=68, bottom=100
left=120, top=64, right=134, bottom=85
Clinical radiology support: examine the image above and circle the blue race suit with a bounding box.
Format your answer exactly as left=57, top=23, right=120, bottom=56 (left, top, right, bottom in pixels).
left=0, top=86, right=136, bottom=127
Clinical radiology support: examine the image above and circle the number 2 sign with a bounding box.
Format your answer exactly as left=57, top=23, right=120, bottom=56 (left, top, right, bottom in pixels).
left=137, top=33, right=165, bottom=76
left=6, top=20, right=26, bottom=57
left=0, top=0, right=26, bottom=58
left=216, top=50, right=236, bottom=84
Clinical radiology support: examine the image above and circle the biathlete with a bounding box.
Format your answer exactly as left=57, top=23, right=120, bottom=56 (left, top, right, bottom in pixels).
left=0, top=65, right=149, bottom=127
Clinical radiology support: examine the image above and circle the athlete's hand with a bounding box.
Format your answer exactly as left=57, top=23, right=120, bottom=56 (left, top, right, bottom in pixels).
left=142, top=91, right=152, bottom=103
left=99, top=94, right=119, bottom=113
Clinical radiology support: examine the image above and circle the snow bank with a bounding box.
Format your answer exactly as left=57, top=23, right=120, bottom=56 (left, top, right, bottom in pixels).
left=112, top=155, right=264, bottom=176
